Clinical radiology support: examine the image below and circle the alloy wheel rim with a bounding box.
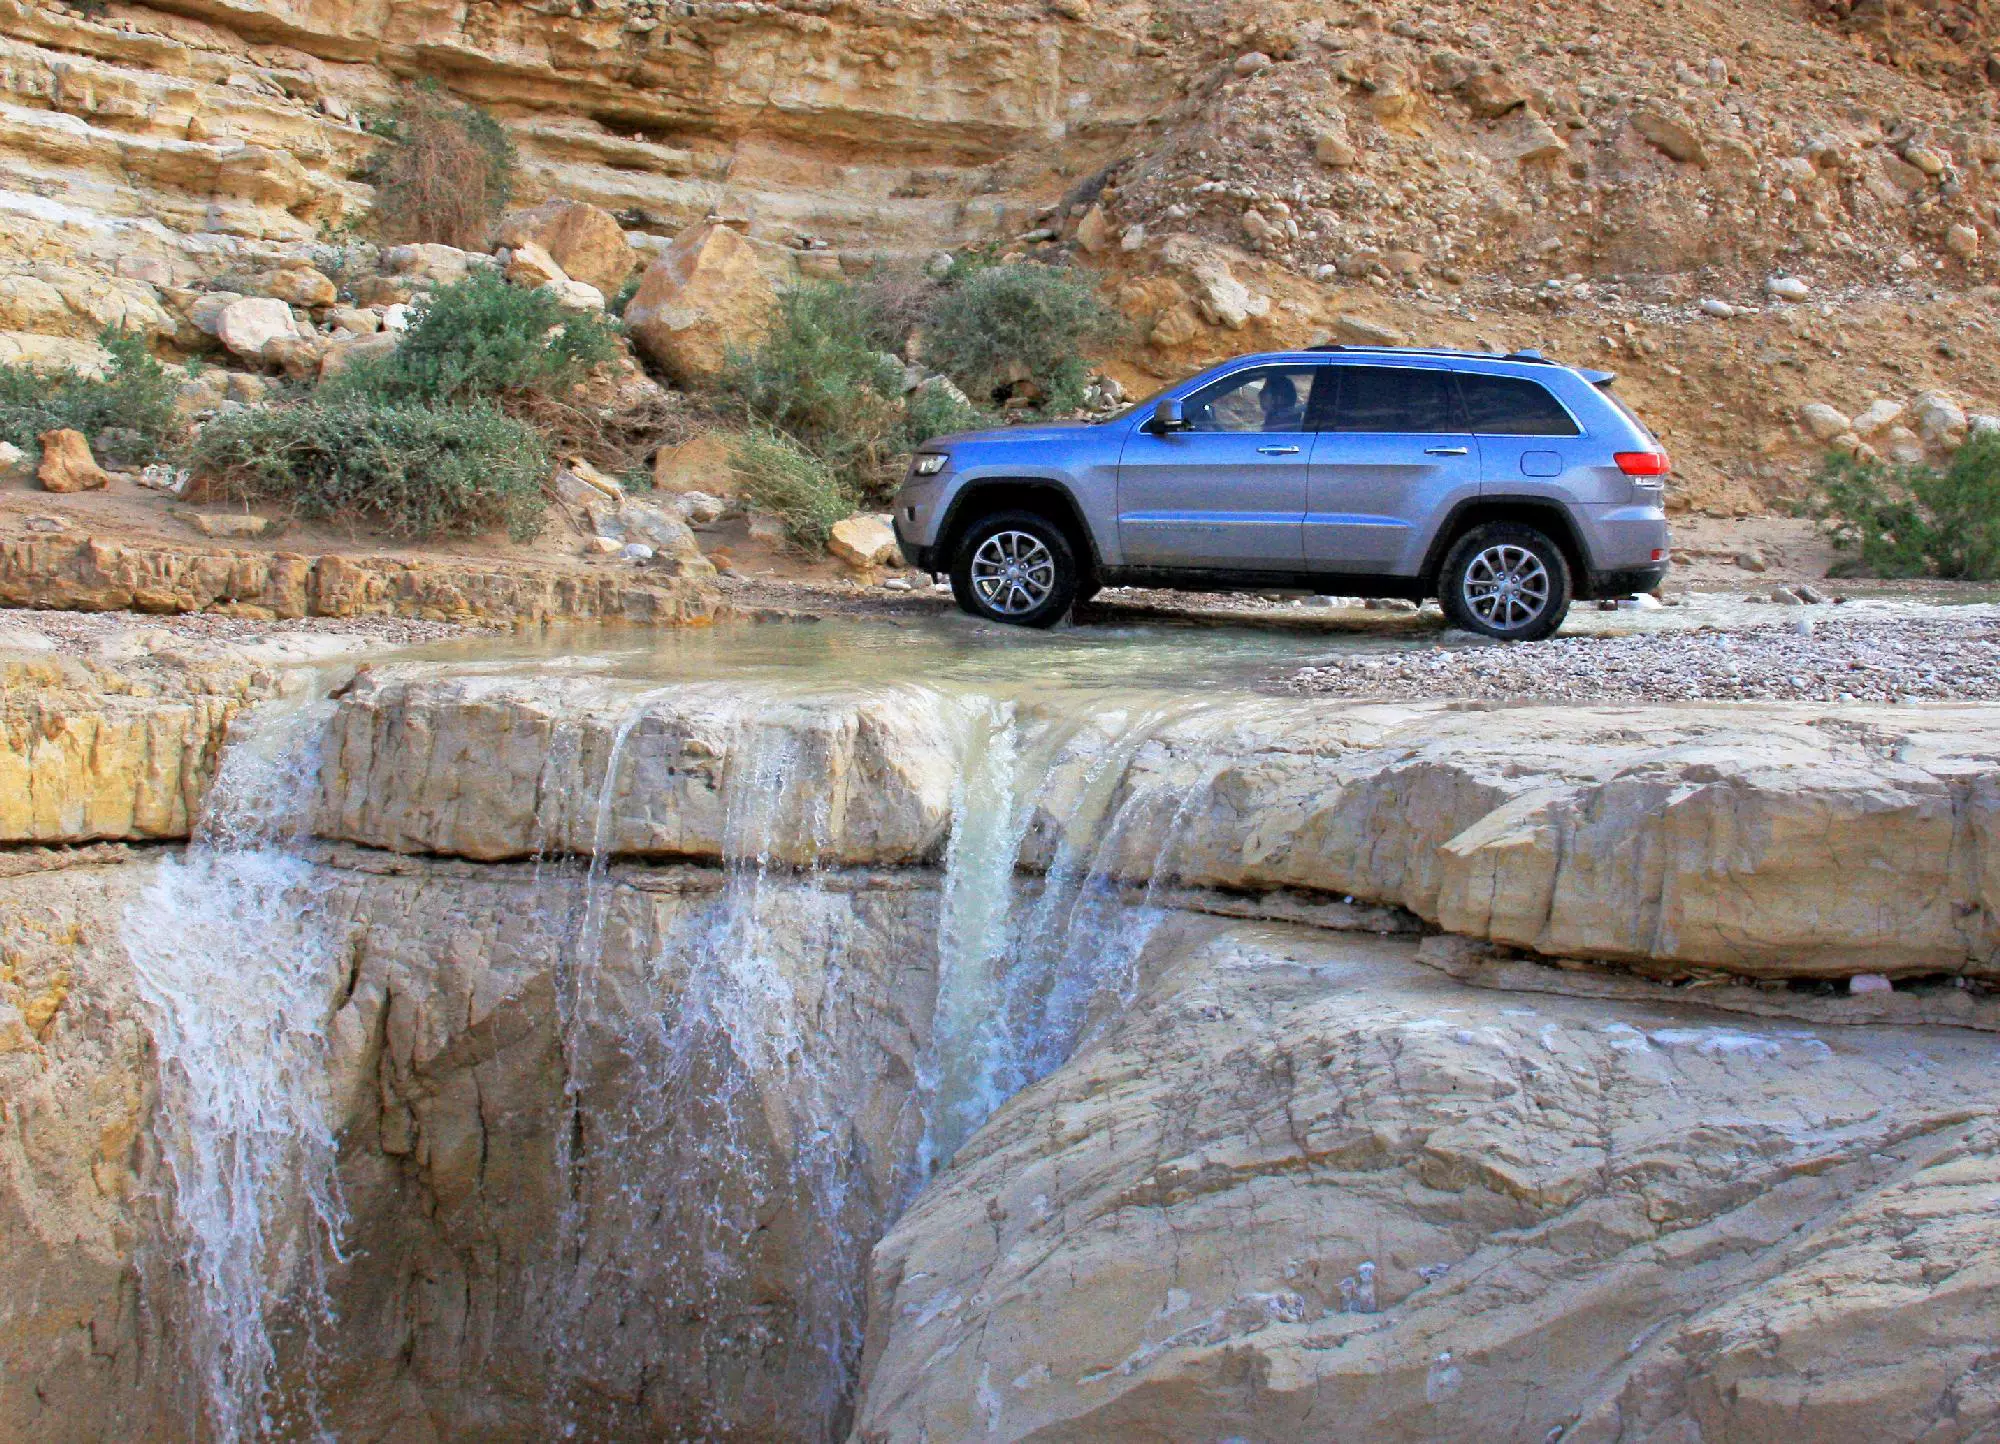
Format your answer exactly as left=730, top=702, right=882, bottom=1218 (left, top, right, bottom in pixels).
left=1462, top=544, right=1552, bottom=632
left=970, top=530, right=1056, bottom=615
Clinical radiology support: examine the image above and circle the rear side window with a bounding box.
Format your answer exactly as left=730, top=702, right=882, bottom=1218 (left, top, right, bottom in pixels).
left=1327, top=366, right=1465, bottom=434
left=1456, top=373, right=1581, bottom=437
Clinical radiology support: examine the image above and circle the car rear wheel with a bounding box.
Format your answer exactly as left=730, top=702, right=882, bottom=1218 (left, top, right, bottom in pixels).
left=1439, top=522, right=1572, bottom=641
left=950, top=511, right=1080, bottom=628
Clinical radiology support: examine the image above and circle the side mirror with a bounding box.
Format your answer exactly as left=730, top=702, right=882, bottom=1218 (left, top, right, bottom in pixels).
left=1151, top=398, right=1191, bottom=434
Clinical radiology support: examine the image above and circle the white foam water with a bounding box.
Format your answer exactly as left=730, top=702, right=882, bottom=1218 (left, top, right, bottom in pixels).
left=123, top=694, right=347, bottom=1444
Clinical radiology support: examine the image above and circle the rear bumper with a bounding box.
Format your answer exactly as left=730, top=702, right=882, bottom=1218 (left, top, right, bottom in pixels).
left=1587, top=563, right=1670, bottom=598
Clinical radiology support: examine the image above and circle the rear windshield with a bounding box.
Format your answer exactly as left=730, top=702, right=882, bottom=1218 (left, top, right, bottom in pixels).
left=1595, top=381, right=1658, bottom=443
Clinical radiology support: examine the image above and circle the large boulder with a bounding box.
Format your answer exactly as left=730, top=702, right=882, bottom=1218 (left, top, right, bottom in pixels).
left=828, top=513, right=901, bottom=570
left=493, top=199, right=637, bottom=296
left=855, top=915, right=2000, bottom=1444
left=36, top=430, right=110, bottom=493
left=623, top=223, right=777, bottom=384
left=214, top=296, right=302, bottom=361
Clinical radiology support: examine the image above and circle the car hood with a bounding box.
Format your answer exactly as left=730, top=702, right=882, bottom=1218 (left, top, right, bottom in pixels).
left=930, top=422, right=1093, bottom=448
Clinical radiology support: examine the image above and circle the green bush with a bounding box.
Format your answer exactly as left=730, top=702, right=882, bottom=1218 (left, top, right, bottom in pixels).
left=716, top=281, right=908, bottom=491
left=0, top=329, right=179, bottom=463
left=190, top=398, right=548, bottom=541
left=726, top=426, right=856, bottom=549
left=904, top=378, right=984, bottom=448
left=365, top=84, right=516, bottom=250
left=1805, top=434, right=2000, bottom=580
left=322, top=268, right=622, bottom=407
left=920, top=263, right=1123, bottom=411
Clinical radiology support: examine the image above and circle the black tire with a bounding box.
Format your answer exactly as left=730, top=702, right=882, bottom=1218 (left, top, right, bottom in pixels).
left=949, top=510, right=1080, bottom=628
left=1438, top=522, right=1572, bottom=641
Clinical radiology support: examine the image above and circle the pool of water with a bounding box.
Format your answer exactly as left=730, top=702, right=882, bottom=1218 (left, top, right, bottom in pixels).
left=389, top=590, right=2000, bottom=701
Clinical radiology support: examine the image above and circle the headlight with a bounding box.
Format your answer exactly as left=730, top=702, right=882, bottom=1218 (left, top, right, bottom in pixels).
left=912, top=453, right=948, bottom=476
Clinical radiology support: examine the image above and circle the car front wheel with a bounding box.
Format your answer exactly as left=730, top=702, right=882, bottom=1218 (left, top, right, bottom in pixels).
left=949, top=511, right=1080, bottom=628
left=1439, top=522, right=1572, bottom=641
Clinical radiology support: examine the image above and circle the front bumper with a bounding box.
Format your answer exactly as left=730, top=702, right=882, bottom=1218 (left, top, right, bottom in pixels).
left=893, top=516, right=936, bottom=571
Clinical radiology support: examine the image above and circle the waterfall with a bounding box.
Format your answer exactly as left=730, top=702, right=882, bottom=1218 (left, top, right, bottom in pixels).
left=544, top=684, right=931, bottom=1441
left=123, top=694, right=347, bottom=1444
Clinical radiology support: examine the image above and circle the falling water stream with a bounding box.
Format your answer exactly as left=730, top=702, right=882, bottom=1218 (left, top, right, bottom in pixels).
left=122, top=617, right=1367, bottom=1441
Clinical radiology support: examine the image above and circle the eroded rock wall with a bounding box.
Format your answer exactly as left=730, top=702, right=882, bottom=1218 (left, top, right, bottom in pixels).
left=0, top=847, right=941, bottom=1442
left=854, top=917, right=2000, bottom=1443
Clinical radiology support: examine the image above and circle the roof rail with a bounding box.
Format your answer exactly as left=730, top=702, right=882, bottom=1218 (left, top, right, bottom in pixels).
left=1303, top=343, right=1558, bottom=365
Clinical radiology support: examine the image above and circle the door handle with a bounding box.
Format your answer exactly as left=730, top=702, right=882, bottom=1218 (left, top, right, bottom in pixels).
left=1424, top=446, right=1469, bottom=456
left=1256, top=445, right=1302, bottom=455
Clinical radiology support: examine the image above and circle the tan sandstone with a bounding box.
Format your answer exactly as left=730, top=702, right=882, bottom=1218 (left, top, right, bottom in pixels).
left=623, top=223, right=778, bottom=384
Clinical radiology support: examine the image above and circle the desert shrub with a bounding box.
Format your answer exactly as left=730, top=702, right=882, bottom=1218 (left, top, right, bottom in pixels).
left=716, top=281, right=909, bottom=489
left=365, top=84, right=516, bottom=249
left=903, top=378, right=984, bottom=448
left=726, top=426, right=856, bottom=549
left=323, top=269, right=621, bottom=407
left=1805, top=435, right=2000, bottom=580
left=0, top=329, right=179, bottom=462
left=920, top=262, right=1124, bottom=411
left=190, top=398, right=548, bottom=540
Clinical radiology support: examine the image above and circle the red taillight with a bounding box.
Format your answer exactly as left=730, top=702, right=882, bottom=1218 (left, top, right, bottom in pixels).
left=1616, top=451, right=1670, bottom=477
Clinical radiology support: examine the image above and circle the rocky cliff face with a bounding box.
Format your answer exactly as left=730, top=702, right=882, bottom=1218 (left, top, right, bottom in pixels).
left=9, top=652, right=2000, bottom=1442
left=7, top=1, right=2000, bottom=509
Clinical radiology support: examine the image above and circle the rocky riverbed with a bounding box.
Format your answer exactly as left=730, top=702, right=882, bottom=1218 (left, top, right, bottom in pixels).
left=1292, top=608, right=2000, bottom=703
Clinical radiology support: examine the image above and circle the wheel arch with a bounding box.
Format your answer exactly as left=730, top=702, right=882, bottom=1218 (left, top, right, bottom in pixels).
left=936, top=479, right=1100, bottom=581
left=1420, top=498, right=1595, bottom=599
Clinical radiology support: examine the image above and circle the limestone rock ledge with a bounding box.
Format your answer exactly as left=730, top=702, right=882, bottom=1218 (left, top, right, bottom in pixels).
left=0, top=650, right=283, bottom=844
left=1028, top=698, right=2000, bottom=978
left=0, top=535, right=720, bottom=626
left=853, top=917, right=2000, bottom=1444
left=314, top=671, right=965, bottom=866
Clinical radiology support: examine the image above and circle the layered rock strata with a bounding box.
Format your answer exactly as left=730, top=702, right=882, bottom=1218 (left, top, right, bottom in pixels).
left=322, top=676, right=2000, bottom=977
left=0, top=535, right=721, bottom=626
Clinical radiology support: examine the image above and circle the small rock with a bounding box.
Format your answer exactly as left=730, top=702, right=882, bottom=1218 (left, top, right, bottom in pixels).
left=585, top=535, right=622, bottom=556
left=1233, top=52, right=1271, bottom=76
left=23, top=513, right=71, bottom=533
left=1698, top=298, right=1738, bottom=318
left=1330, top=314, right=1407, bottom=347
left=1794, top=582, right=1826, bottom=604
left=1798, top=403, right=1851, bottom=442
left=829, top=513, right=902, bottom=570
left=1632, top=109, right=1707, bottom=165
left=1914, top=391, right=1968, bottom=445
left=1848, top=973, right=1893, bottom=996
left=1314, top=132, right=1359, bottom=167
left=380, top=303, right=413, bottom=332
left=880, top=576, right=914, bottom=592
left=1947, top=224, right=1981, bottom=260
left=503, top=241, right=568, bottom=289
left=0, top=441, right=24, bottom=478
left=620, top=498, right=704, bottom=560
left=188, top=512, right=272, bottom=539
left=1903, top=146, right=1947, bottom=177
left=1765, top=276, right=1810, bottom=302
left=1849, top=400, right=1904, bottom=438
left=1074, top=204, right=1110, bottom=254
left=323, top=304, right=382, bottom=334
left=1119, top=224, right=1148, bottom=252
left=747, top=513, right=789, bottom=545
left=620, top=542, right=655, bottom=563
left=36, top=429, right=110, bottom=493
left=257, top=264, right=336, bottom=308
left=540, top=279, right=606, bottom=311
left=673, top=490, right=727, bottom=525
left=1734, top=550, right=1767, bottom=572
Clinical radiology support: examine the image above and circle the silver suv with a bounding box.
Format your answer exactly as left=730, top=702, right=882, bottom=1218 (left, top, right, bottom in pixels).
left=894, top=346, right=1671, bottom=640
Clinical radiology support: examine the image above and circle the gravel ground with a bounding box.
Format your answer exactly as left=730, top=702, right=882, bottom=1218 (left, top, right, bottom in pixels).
left=0, top=608, right=484, bottom=657
left=1289, top=612, right=2000, bottom=703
